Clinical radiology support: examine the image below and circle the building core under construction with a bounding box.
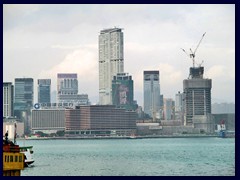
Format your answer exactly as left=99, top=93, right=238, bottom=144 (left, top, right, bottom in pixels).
left=183, top=66, right=212, bottom=126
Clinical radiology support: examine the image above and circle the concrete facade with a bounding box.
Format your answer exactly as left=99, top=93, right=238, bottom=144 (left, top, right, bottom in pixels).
left=3, top=82, right=14, bottom=117
left=65, top=105, right=137, bottom=136
left=183, top=67, right=212, bottom=125
left=57, top=73, right=89, bottom=105
left=163, top=98, right=174, bottom=120
left=136, top=122, right=200, bottom=136
left=99, top=28, right=124, bottom=105
left=31, top=109, right=65, bottom=133
left=175, top=92, right=185, bottom=124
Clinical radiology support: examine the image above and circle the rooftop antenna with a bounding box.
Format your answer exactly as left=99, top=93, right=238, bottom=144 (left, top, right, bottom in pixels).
left=181, top=32, right=206, bottom=68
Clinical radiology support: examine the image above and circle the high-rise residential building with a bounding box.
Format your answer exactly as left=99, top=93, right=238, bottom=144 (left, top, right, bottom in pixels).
left=175, top=91, right=185, bottom=124
left=183, top=67, right=212, bottom=126
left=163, top=98, right=175, bottom=120
left=99, top=27, right=124, bottom=105
left=3, top=82, right=14, bottom=117
left=57, top=73, right=89, bottom=105
left=38, top=79, right=51, bottom=104
left=14, top=78, right=34, bottom=134
left=143, top=71, right=161, bottom=120
left=112, top=73, right=136, bottom=110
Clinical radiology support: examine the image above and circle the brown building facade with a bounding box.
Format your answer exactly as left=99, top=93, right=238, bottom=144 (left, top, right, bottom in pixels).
left=65, top=105, right=137, bottom=136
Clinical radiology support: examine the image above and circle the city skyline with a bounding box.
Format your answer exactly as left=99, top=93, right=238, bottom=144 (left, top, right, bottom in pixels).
left=3, top=4, right=235, bottom=106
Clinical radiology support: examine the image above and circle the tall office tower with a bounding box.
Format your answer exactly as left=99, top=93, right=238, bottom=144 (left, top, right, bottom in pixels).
left=112, top=73, right=136, bottom=110
left=57, top=73, right=89, bottom=105
left=57, top=73, right=78, bottom=103
left=14, top=78, right=34, bottom=116
left=183, top=67, right=212, bottom=126
left=14, top=78, right=34, bottom=134
left=99, top=27, right=124, bottom=105
left=143, top=71, right=161, bottom=121
left=38, top=79, right=51, bottom=104
left=3, top=82, right=14, bottom=117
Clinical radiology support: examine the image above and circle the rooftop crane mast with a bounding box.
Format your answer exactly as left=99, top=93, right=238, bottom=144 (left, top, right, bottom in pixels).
left=181, top=32, right=206, bottom=68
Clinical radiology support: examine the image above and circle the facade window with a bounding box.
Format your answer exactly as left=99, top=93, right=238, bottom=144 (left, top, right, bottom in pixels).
left=19, top=155, right=22, bottom=162
left=15, top=155, right=18, bottom=162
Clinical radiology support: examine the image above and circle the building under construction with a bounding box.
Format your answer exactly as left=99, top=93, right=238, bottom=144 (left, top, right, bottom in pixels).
left=183, top=66, right=212, bottom=126
left=182, top=32, right=214, bottom=133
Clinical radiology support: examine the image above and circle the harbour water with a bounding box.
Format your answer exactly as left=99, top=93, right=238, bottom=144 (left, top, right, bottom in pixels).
left=17, top=137, right=235, bottom=176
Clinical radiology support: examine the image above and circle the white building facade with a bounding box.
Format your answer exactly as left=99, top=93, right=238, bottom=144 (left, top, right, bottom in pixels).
left=3, top=82, right=14, bottom=117
left=99, top=27, right=124, bottom=105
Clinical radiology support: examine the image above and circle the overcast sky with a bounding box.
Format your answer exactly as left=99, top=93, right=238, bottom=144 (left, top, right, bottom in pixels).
left=3, top=4, right=235, bottom=106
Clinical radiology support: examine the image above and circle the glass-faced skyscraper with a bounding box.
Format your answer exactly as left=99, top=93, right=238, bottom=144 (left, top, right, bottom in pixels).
left=38, top=79, right=51, bottom=104
left=112, top=73, right=136, bottom=110
left=143, top=71, right=160, bottom=120
left=14, top=78, right=34, bottom=134
left=99, top=27, right=124, bottom=105
left=14, top=78, right=34, bottom=115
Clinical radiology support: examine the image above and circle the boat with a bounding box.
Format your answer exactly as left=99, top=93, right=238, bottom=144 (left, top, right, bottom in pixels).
left=19, top=146, right=34, bottom=167
left=3, top=132, right=25, bottom=176
left=5, top=122, right=35, bottom=167
left=127, top=134, right=142, bottom=139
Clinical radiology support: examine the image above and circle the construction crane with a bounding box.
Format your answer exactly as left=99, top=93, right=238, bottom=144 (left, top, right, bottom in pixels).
left=181, top=32, right=206, bottom=68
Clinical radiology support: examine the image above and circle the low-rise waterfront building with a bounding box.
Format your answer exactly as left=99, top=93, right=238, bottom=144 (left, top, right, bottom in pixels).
left=3, top=121, right=24, bottom=138
left=31, top=109, right=65, bottom=134
left=65, top=105, right=137, bottom=136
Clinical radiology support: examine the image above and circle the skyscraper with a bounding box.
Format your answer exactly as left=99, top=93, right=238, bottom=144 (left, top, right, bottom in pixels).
left=99, top=27, right=124, bottom=105
left=57, top=73, right=89, bottom=105
left=183, top=67, right=212, bottom=125
left=38, top=79, right=51, bottom=104
left=163, top=98, right=175, bottom=120
left=112, top=73, right=136, bottom=110
left=14, top=78, right=34, bottom=116
left=143, top=71, right=160, bottom=120
left=175, top=91, right=185, bottom=124
left=57, top=73, right=78, bottom=103
left=3, top=82, right=14, bottom=117
left=14, top=78, right=34, bottom=134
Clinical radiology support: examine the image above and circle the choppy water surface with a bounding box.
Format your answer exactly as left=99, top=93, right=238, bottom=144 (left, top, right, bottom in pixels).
left=18, top=138, right=235, bottom=176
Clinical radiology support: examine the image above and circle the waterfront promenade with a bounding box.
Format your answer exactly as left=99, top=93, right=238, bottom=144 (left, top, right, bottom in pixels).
left=19, top=134, right=222, bottom=140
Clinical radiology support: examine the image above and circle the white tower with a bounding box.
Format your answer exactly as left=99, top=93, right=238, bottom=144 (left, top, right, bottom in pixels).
left=99, top=27, right=124, bottom=105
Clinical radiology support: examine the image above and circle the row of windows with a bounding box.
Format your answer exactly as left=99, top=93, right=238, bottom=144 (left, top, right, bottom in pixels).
left=4, top=155, right=23, bottom=163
